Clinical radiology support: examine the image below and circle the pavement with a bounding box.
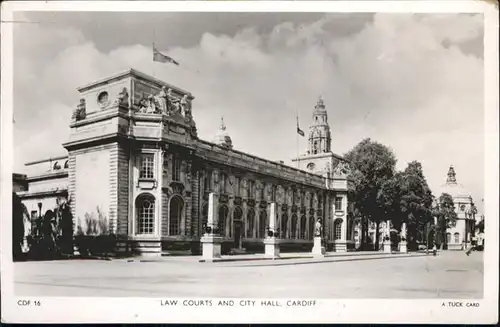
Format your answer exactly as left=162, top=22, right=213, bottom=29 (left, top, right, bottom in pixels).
left=13, top=250, right=483, bottom=298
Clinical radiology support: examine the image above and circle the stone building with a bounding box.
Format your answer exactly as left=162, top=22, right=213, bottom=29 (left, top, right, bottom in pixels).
left=15, top=69, right=352, bottom=256
left=438, top=165, right=478, bottom=250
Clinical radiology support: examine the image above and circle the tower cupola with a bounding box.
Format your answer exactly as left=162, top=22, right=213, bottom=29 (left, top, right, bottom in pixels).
left=308, top=96, right=331, bottom=154
left=213, top=117, right=233, bottom=149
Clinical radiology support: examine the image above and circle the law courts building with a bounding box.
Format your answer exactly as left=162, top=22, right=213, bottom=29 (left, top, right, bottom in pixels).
left=15, top=69, right=353, bottom=256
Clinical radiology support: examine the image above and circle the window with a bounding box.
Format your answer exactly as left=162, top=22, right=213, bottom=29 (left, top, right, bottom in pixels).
left=136, top=195, right=155, bottom=234
left=248, top=180, right=254, bottom=198
left=169, top=196, right=183, bottom=236
left=235, top=177, right=241, bottom=196
left=140, top=154, right=155, bottom=179
left=300, top=216, right=306, bottom=239
left=218, top=205, right=228, bottom=237
left=281, top=214, right=288, bottom=239
left=246, top=208, right=255, bottom=238
left=291, top=215, right=298, bottom=239
left=309, top=217, right=315, bottom=240
left=172, top=156, right=181, bottom=181
left=334, top=219, right=342, bottom=240
left=221, top=173, right=227, bottom=194
left=258, top=211, right=267, bottom=239
left=53, top=161, right=61, bottom=170
left=64, top=160, right=69, bottom=169
left=454, top=232, right=460, bottom=244
left=335, top=197, right=343, bottom=211
left=447, top=233, right=451, bottom=244
left=204, top=174, right=209, bottom=193
left=233, top=207, right=243, bottom=238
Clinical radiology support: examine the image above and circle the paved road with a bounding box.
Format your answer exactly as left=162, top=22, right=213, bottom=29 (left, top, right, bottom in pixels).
left=14, top=250, right=483, bottom=298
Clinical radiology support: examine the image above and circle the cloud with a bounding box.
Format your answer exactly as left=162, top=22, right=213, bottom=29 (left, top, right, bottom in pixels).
left=13, top=13, right=485, bottom=212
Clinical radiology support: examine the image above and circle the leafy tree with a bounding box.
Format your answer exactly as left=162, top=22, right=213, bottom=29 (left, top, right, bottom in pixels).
left=12, top=192, right=27, bottom=261
left=344, top=138, right=397, bottom=250
left=398, top=161, right=434, bottom=249
left=434, top=193, right=457, bottom=249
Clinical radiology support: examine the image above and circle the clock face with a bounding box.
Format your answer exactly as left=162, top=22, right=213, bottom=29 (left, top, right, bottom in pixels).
left=307, top=162, right=315, bottom=170
left=97, top=91, right=109, bottom=107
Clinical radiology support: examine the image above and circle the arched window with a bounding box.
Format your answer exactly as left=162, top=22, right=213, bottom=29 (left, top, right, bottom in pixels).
left=201, top=203, right=208, bottom=234
left=218, top=205, right=229, bottom=237
left=334, top=219, right=342, bottom=240
left=291, top=214, right=298, bottom=239
left=309, top=217, right=315, bottom=240
left=258, top=210, right=267, bottom=239
left=247, top=208, right=255, bottom=238
left=233, top=207, right=243, bottom=238
left=136, top=194, right=155, bottom=235
left=447, top=233, right=452, bottom=244
left=454, top=232, right=460, bottom=244
left=64, top=160, right=69, bottom=169
left=53, top=161, right=61, bottom=170
left=300, top=216, right=306, bottom=239
left=169, top=196, right=183, bottom=236
left=281, top=213, right=288, bottom=239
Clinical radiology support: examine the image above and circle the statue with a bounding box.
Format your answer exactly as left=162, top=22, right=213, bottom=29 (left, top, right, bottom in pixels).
left=314, top=219, right=322, bottom=237
left=72, top=99, right=86, bottom=121
left=333, top=161, right=350, bottom=177
left=113, top=87, right=129, bottom=107
left=180, top=94, right=191, bottom=117
left=145, top=95, right=159, bottom=113
left=157, top=86, right=169, bottom=113
left=400, top=222, right=407, bottom=239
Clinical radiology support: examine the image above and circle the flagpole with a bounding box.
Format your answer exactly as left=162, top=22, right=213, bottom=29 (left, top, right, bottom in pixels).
left=296, top=113, right=299, bottom=169
left=152, top=25, right=156, bottom=78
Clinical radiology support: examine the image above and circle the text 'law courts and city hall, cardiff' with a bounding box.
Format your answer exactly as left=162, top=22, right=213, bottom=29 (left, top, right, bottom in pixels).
left=14, top=69, right=355, bottom=256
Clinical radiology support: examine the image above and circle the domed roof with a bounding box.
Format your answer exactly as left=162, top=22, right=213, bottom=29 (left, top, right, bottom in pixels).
left=313, top=96, right=327, bottom=115
left=213, top=117, right=233, bottom=149
left=439, top=165, right=471, bottom=199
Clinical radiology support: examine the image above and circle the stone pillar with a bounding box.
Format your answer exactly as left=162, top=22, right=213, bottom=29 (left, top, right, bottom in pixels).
left=200, top=193, right=223, bottom=262
left=399, top=222, right=407, bottom=253
left=383, top=219, right=392, bottom=253
left=264, top=202, right=280, bottom=259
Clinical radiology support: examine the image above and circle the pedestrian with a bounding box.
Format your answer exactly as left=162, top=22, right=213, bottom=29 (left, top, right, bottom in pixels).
left=432, top=243, right=437, bottom=256
left=466, top=243, right=474, bottom=256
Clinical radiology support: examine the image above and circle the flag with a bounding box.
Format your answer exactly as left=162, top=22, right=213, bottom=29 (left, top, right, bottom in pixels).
left=296, top=116, right=305, bottom=137
left=153, top=45, right=179, bottom=65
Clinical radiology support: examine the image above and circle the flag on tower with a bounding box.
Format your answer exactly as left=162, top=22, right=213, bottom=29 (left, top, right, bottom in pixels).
left=153, top=44, right=179, bottom=65
left=296, top=116, right=305, bottom=137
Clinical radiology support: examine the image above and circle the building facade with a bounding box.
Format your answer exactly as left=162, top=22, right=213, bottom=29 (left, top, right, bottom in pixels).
left=16, top=69, right=353, bottom=256
left=439, top=166, right=478, bottom=250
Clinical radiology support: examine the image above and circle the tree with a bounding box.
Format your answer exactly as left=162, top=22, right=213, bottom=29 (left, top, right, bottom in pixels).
left=12, top=192, right=27, bottom=261
left=398, top=161, right=434, bottom=249
left=434, top=193, right=458, bottom=250
left=344, top=138, right=397, bottom=250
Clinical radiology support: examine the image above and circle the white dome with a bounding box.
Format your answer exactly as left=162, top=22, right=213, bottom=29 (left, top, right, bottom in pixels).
left=213, top=117, right=233, bottom=149
left=439, top=166, right=471, bottom=199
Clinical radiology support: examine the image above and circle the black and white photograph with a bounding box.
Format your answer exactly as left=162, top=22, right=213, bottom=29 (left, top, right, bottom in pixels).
left=1, top=0, right=498, bottom=324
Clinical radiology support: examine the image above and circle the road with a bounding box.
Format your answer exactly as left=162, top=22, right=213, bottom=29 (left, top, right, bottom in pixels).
left=14, top=250, right=483, bottom=298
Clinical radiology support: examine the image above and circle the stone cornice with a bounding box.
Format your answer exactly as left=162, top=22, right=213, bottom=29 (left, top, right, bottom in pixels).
left=77, top=68, right=194, bottom=100
left=70, top=106, right=130, bottom=128
left=26, top=170, right=68, bottom=182
left=62, top=133, right=129, bottom=151
left=17, top=188, right=68, bottom=199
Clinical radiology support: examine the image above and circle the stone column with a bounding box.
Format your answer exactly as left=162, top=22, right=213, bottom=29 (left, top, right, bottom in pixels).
left=383, top=219, right=392, bottom=253
left=200, top=192, right=223, bottom=262
left=264, top=202, right=280, bottom=259
left=399, top=222, right=408, bottom=253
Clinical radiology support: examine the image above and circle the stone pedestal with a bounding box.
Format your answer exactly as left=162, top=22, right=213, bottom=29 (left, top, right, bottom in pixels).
left=264, top=237, right=280, bottom=259
left=399, top=241, right=407, bottom=253
left=312, top=237, right=325, bottom=256
left=383, top=240, right=392, bottom=253
left=201, top=234, right=223, bottom=262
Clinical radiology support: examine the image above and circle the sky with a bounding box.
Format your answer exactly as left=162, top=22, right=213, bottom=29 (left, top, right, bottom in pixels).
left=12, top=11, right=485, bottom=212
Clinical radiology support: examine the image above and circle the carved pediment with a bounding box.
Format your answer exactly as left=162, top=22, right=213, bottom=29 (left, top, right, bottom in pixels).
left=333, top=161, right=351, bottom=178
left=170, top=181, right=185, bottom=195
